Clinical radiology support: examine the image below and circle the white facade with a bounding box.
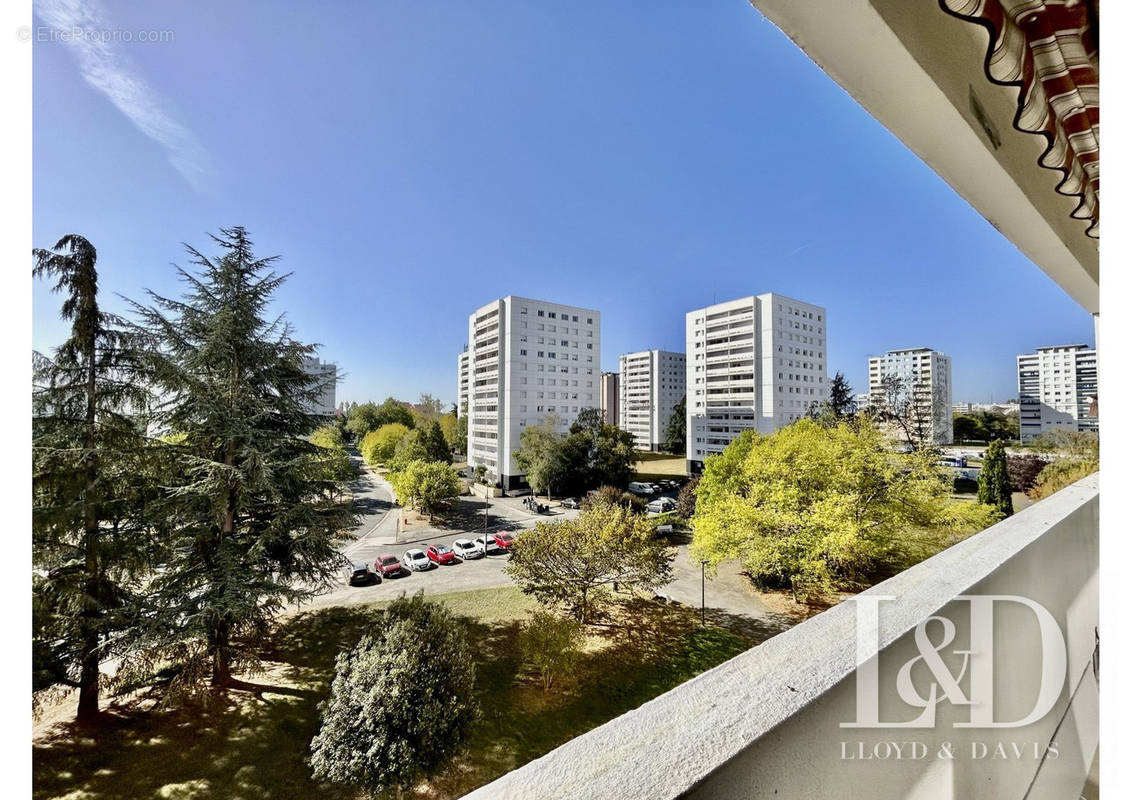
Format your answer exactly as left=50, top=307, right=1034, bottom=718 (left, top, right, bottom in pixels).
left=301, top=356, right=337, bottom=417
left=465, top=296, right=600, bottom=490
left=1017, top=344, right=1098, bottom=443
left=867, top=347, right=953, bottom=445
left=685, top=293, right=827, bottom=472
left=619, top=350, right=685, bottom=451
left=457, top=348, right=470, bottom=417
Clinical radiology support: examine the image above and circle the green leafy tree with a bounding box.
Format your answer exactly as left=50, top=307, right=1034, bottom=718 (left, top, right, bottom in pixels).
left=519, top=611, right=584, bottom=693
left=32, top=234, right=153, bottom=722
left=692, top=419, right=1000, bottom=602
left=514, top=417, right=572, bottom=498
left=310, top=594, right=478, bottom=797
left=347, top=398, right=416, bottom=439
left=127, top=227, right=355, bottom=689
left=388, top=460, right=461, bottom=517
left=586, top=424, right=637, bottom=489
left=310, top=424, right=344, bottom=450
left=388, top=428, right=430, bottom=474
left=453, top=414, right=469, bottom=456
left=977, top=440, right=1014, bottom=516
left=360, top=422, right=409, bottom=466
left=506, top=503, right=674, bottom=624
left=664, top=395, right=686, bottom=454
left=439, top=412, right=460, bottom=452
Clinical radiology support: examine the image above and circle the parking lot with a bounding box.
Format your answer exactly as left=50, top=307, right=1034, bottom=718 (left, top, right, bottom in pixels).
left=296, top=474, right=773, bottom=619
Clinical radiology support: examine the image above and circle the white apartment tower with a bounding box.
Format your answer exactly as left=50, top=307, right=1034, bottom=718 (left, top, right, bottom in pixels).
left=600, top=372, right=620, bottom=427
left=619, top=350, right=686, bottom=451
left=457, top=348, right=470, bottom=417
left=1017, top=344, right=1098, bottom=443
left=466, top=296, right=601, bottom=490
left=301, top=356, right=337, bottom=417
left=685, top=293, right=827, bottom=473
left=867, top=347, right=954, bottom=445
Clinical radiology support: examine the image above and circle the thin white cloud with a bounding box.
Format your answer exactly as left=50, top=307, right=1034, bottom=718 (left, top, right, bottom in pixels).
left=35, top=0, right=211, bottom=191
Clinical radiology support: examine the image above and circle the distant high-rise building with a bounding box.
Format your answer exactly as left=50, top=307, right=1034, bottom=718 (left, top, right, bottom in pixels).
left=619, top=350, right=685, bottom=451
left=302, top=356, right=337, bottom=417
left=457, top=348, right=470, bottom=417
left=465, top=296, right=600, bottom=490
left=1017, top=344, right=1098, bottom=443
left=600, top=372, right=620, bottom=427
left=686, top=293, right=827, bottom=473
left=867, top=348, right=953, bottom=445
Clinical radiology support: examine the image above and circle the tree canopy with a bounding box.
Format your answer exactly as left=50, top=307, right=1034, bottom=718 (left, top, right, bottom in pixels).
left=691, top=419, right=1000, bottom=602
left=360, top=422, right=409, bottom=466
left=506, top=502, right=673, bottom=624
left=514, top=413, right=638, bottom=497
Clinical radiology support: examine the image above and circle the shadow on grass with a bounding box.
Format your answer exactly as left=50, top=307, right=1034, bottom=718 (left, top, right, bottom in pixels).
left=35, top=594, right=768, bottom=800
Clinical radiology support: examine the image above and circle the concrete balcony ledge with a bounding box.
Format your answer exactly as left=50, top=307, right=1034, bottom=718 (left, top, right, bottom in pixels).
left=465, top=474, right=1099, bottom=800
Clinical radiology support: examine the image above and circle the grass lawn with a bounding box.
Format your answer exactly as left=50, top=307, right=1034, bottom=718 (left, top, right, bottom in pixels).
left=632, top=452, right=686, bottom=482
left=34, top=586, right=755, bottom=800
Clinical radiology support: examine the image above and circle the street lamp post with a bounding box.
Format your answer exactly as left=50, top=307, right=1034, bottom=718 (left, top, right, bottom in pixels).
left=700, top=560, right=708, bottom=626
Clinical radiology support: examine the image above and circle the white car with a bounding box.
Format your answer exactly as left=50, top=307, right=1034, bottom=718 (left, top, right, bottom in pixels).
left=646, top=497, right=676, bottom=513
left=452, top=538, right=484, bottom=560
left=402, top=548, right=432, bottom=572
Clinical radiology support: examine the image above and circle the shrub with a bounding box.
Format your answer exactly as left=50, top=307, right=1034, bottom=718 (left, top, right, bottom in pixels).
left=310, top=594, right=478, bottom=797
left=1007, top=454, right=1049, bottom=493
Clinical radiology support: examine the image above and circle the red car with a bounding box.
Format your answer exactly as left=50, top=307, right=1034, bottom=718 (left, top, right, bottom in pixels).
left=426, top=544, right=456, bottom=565
left=491, top=532, right=516, bottom=550
left=375, top=553, right=404, bottom=578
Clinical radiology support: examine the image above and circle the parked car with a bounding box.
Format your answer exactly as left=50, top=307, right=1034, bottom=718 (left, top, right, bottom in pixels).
left=627, top=481, right=655, bottom=496
left=426, top=544, right=457, bottom=565
left=348, top=562, right=379, bottom=586
left=646, top=497, right=677, bottom=513
left=560, top=497, right=581, bottom=509
left=375, top=553, right=405, bottom=578
left=474, top=535, right=503, bottom=555
left=492, top=532, right=516, bottom=550
left=452, top=538, right=484, bottom=560
left=402, top=548, right=432, bottom=572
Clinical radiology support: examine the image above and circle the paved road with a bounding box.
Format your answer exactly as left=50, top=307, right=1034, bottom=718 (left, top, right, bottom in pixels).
left=300, top=470, right=785, bottom=631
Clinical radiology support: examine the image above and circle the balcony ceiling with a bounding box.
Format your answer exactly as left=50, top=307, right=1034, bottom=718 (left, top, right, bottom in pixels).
left=746, top=0, right=1099, bottom=313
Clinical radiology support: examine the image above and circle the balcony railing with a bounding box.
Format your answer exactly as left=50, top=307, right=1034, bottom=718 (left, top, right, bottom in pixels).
left=464, top=475, right=1099, bottom=800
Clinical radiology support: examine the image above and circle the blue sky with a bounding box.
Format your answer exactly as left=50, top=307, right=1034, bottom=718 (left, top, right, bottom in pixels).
left=32, top=0, right=1095, bottom=407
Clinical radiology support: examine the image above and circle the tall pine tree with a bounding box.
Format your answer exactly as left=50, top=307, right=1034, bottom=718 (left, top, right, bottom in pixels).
left=32, top=234, right=152, bottom=723
left=129, top=227, right=355, bottom=689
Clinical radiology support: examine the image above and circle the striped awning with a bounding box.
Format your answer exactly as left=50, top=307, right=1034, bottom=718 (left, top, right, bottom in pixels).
left=940, top=0, right=1099, bottom=238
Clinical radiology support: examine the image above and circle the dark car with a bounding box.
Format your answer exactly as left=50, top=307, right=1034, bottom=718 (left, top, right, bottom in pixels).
left=348, top=563, right=379, bottom=586
left=375, top=553, right=405, bottom=578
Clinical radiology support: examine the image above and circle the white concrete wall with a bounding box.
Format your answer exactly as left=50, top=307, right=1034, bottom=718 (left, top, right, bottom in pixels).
left=464, top=475, right=1099, bottom=800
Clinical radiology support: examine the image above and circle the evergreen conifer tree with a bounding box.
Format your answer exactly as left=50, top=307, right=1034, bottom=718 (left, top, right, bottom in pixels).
left=32, top=234, right=153, bottom=722
left=129, top=227, right=356, bottom=689
left=977, top=439, right=1014, bottom=516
